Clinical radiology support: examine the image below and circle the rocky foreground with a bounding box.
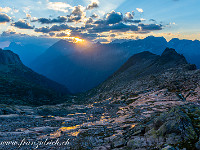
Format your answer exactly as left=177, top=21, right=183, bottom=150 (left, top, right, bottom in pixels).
left=0, top=66, right=200, bottom=150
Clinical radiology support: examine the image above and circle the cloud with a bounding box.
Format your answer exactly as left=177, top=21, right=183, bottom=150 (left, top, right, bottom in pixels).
left=124, top=19, right=142, bottom=23
left=139, top=23, right=162, bottom=31
left=91, top=13, right=99, bottom=18
left=106, top=10, right=123, bottom=24
left=0, top=13, right=11, bottom=23
left=88, top=23, right=139, bottom=33
left=1, top=31, right=17, bottom=36
left=136, top=8, right=143, bottom=13
left=125, top=12, right=134, bottom=19
left=26, top=13, right=31, bottom=19
left=0, top=7, right=11, bottom=13
left=56, top=32, right=70, bottom=37
left=1, top=30, right=27, bottom=37
left=35, top=24, right=71, bottom=33
left=68, top=5, right=86, bottom=22
left=33, top=16, right=68, bottom=24
left=31, top=5, right=164, bottom=41
left=123, top=11, right=143, bottom=23
left=110, top=34, right=116, bottom=37
left=149, top=19, right=156, bottom=22
left=12, top=20, right=34, bottom=29
left=70, top=31, right=101, bottom=40
left=86, top=0, right=99, bottom=10
left=47, top=2, right=71, bottom=13
left=94, top=10, right=123, bottom=25
left=85, top=17, right=93, bottom=24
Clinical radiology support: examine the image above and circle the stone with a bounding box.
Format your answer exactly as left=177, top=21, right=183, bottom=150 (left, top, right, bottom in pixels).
left=113, top=138, right=126, bottom=148
left=127, top=137, right=147, bottom=149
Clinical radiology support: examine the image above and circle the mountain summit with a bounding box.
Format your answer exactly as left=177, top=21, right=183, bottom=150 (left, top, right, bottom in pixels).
left=112, top=48, right=189, bottom=79
left=0, top=49, right=22, bottom=65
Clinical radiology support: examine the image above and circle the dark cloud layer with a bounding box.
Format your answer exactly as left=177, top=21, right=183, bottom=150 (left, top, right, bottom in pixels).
left=139, top=23, right=162, bottom=31
left=105, top=11, right=123, bottom=24
left=35, top=24, right=71, bottom=33
left=34, top=5, right=85, bottom=24
left=89, top=23, right=139, bottom=33
left=12, top=20, right=34, bottom=29
left=124, top=19, right=142, bottom=23
left=34, top=16, right=68, bottom=24
left=0, top=13, right=11, bottom=23
left=94, top=11, right=123, bottom=25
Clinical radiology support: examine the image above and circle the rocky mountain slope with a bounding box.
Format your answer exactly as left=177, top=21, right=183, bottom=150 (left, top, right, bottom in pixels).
left=0, top=48, right=71, bottom=106
left=0, top=48, right=199, bottom=150
left=86, top=48, right=195, bottom=98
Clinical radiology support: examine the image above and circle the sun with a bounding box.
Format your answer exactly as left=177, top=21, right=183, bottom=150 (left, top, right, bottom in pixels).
left=73, top=37, right=85, bottom=43
left=55, top=36, right=85, bottom=44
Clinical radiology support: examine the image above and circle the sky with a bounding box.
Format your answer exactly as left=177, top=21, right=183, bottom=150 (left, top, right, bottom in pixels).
left=0, top=0, right=200, bottom=45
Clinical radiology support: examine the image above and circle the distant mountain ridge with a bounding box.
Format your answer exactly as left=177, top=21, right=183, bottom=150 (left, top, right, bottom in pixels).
left=0, top=48, right=71, bottom=106
left=28, top=36, right=200, bottom=93
left=30, top=36, right=168, bottom=93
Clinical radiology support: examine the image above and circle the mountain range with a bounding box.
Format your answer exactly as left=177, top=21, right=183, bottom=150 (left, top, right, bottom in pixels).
left=26, top=36, right=199, bottom=93
left=29, top=36, right=168, bottom=93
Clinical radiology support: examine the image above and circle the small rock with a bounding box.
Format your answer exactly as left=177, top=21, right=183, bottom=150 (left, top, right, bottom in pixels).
left=113, top=138, right=126, bottom=148
left=127, top=137, right=146, bottom=149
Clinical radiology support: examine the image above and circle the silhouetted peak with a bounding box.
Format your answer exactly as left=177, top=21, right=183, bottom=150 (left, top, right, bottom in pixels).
left=159, top=47, right=188, bottom=66
left=96, top=41, right=101, bottom=45
left=161, top=47, right=178, bottom=56
left=144, top=36, right=167, bottom=42
left=0, top=49, right=22, bottom=65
